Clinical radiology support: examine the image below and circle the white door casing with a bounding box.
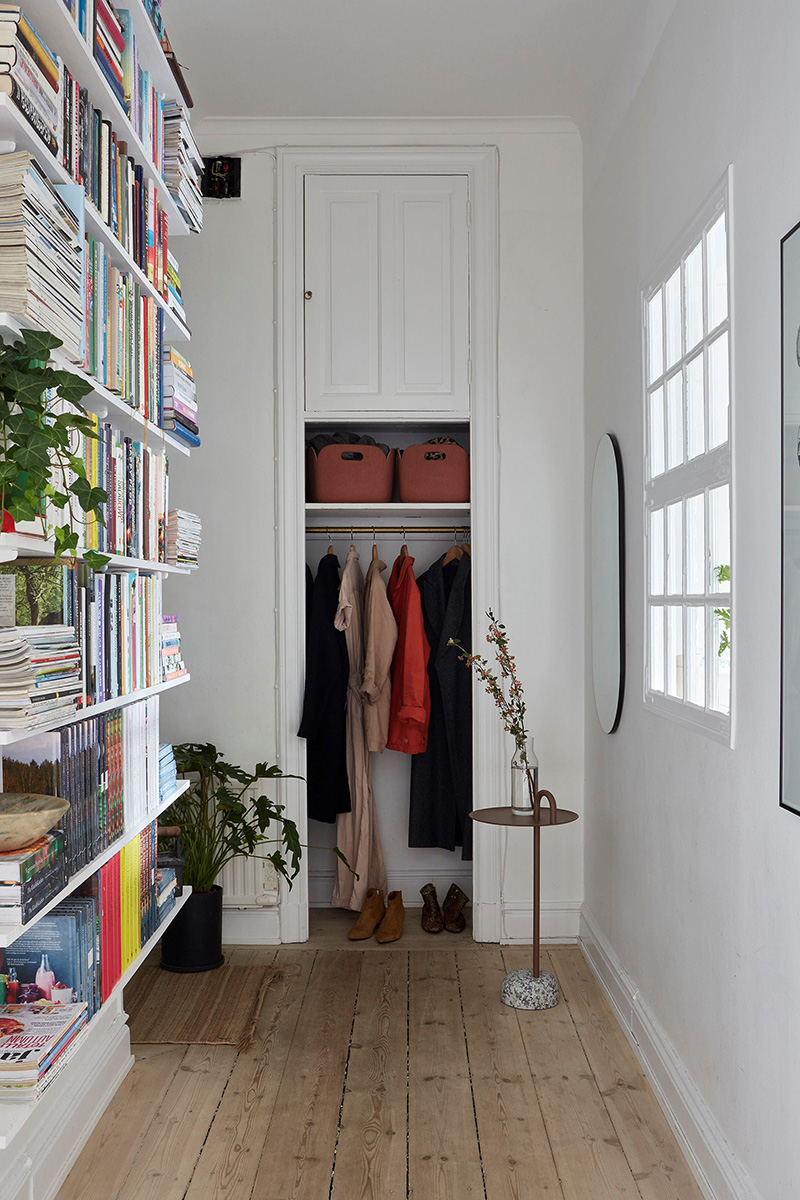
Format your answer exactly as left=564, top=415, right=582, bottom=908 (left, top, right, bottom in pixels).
left=276, top=146, right=501, bottom=943
left=304, top=175, right=470, bottom=413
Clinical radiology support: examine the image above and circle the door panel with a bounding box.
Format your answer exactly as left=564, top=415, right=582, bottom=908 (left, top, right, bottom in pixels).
left=304, top=175, right=469, bottom=413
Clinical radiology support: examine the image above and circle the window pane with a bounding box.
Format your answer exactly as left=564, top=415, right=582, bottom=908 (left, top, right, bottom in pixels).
left=685, top=241, right=703, bottom=351
left=665, top=267, right=682, bottom=368
left=650, top=508, right=664, bottom=595
left=706, top=212, right=728, bottom=331
left=666, top=372, right=684, bottom=469
left=686, top=605, right=705, bottom=706
left=709, top=484, right=730, bottom=593
left=650, top=606, right=665, bottom=693
left=686, top=353, right=704, bottom=459
left=686, top=493, right=705, bottom=594
left=667, top=606, right=684, bottom=698
left=708, top=332, right=729, bottom=448
left=649, top=386, right=665, bottom=477
left=667, top=501, right=683, bottom=595
left=711, top=610, right=731, bottom=714
left=648, top=289, right=664, bottom=383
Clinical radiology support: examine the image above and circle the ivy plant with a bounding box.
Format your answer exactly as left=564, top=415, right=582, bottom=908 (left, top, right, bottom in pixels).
left=714, top=564, right=731, bottom=656
left=0, top=328, right=109, bottom=567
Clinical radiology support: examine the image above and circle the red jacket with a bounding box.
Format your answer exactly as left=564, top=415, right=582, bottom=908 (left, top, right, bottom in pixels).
left=386, top=552, right=431, bottom=754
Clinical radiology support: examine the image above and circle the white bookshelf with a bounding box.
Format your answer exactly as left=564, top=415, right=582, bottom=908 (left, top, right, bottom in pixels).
left=0, top=779, right=191, bottom=947
left=0, top=884, right=192, bottom=1148
left=0, top=675, right=191, bottom=746
left=17, top=0, right=188, bottom=234
left=0, top=97, right=190, bottom=344
left=0, top=531, right=193, bottom=574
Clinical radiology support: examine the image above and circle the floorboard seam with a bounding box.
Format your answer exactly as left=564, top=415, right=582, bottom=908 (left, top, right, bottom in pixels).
left=455, top=949, right=489, bottom=1200
left=179, top=1045, right=242, bottom=1200
left=405, top=951, right=410, bottom=1200
left=327, top=951, right=364, bottom=1199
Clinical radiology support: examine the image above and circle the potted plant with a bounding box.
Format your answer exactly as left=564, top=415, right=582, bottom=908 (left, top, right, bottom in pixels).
left=159, top=743, right=303, bottom=972
left=0, top=328, right=110, bottom=566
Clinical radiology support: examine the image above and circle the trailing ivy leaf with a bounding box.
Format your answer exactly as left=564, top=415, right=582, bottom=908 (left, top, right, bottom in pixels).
left=53, top=371, right=94, bottom=403
left=5, top=494, right=38, bottom=522
left=12, top=442, right=50, bottom=472
left=4, top=371, right=47, bottom=406
left=20, top=329, right=61, bottom=359
left=68, top=476, right=92, bottom=504
left=48, top=492, right=69, bottom=509
left=84, top=550, right=111, bottom=568
left=53, top=525, right=80, bottom=557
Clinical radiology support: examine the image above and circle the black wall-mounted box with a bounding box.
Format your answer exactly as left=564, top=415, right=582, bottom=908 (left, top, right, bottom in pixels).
left=201, top=156, right=242, bottom=199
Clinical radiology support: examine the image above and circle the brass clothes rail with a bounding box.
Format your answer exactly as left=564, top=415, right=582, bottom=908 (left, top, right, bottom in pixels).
left=305, top=526, right=471, bottom=535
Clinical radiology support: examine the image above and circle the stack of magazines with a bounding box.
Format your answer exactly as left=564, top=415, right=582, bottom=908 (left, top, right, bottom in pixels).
left=0, top=627, right=82, bottom=730
left=163, top=101, right=203, bottom=232
left=167, top=510, right=201, bottom=570
left=0, top=1001, right=87, bottom=1101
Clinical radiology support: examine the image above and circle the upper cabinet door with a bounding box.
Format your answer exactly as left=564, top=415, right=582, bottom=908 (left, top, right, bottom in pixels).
left=304, top=175, right=470, bottom=414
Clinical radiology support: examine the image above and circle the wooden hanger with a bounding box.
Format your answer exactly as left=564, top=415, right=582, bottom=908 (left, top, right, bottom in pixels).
left=372, top=542, right=379, bottom=561
left=442, top=527, right=463, bottom=566
left=326, top=532, right=334, bottom=555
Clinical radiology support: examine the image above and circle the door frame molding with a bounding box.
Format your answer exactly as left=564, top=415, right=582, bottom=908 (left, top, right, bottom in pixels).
left=275, top=145, right=502, bottom=943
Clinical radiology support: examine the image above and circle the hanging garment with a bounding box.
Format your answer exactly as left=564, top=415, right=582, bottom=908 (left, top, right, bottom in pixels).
left=298, top=553, right=351, bottom=823
left=386, top=552, right=431, bottom=754
left=410, top=552, right=473, bottom=859
left=361, top=555, right=398, bottom=753
left=331, top=547, right=388, bottom=910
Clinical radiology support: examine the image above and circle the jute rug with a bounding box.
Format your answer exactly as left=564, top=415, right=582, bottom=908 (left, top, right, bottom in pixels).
left=125, top=963, right=283, bottom=1051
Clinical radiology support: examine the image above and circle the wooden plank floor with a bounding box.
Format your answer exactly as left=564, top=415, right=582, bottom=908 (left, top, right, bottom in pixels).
left=57, top=940, right=704, bottom=1200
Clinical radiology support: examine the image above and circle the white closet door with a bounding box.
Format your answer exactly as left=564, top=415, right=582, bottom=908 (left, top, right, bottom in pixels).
left=304, top=175, right=470, bottom=413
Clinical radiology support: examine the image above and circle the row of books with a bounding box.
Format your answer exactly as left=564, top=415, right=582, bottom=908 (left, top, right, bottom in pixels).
left=163, top=344, right=198, bottom=445
left=165, top=246, right=183, bottom=322
left=78, top=414, right=170, bottom=560
left=1, top=695, right=163, bottom=890
left=0, top=625, right=81, bottom=730
left=167, top=510, right=200, bottom=570
left=68, top=567, right=163, bottom=704
left=161, top=613, right=185, bottom=682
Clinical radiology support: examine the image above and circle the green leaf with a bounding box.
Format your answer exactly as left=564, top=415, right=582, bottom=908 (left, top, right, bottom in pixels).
left=53, top=526, right=79, bottom=558
left=12, top=441, right=50, bottom=472
left=19, top=328, right=61, bottom=359
left=83, top=550, right=111, bottom=569
left=52, top=371, right=93, bottom=403
left=5, top=370, right=47, bottom=407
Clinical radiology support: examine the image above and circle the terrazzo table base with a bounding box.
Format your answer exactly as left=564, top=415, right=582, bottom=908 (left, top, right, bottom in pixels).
left=500, top=966, right=559, bottom=1010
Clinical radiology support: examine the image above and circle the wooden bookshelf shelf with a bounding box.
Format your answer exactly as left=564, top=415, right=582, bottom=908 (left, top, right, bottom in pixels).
left=0, top=98, right=190, bottom=344
left=0, top=532, right=193, bottom=575
left=0, top=884, right=192, bottom=1147
left=0, top=313, right=191, bottom=457
left=0, top=779, right=191, bottom=949
left=16, top=0, right=189, bottom=236
left=0, top=675, right=191, bottom=747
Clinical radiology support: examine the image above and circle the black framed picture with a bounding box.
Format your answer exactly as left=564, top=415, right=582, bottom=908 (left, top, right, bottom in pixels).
left=780, top=219, right=800, bottom=813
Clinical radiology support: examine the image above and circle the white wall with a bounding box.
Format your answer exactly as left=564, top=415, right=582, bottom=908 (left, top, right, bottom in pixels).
left=584, top=3, right=800, bottom=1196
left=164, top=118, right=585, bottom=938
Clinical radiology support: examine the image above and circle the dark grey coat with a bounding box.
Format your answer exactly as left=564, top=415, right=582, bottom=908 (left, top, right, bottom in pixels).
left=409, top=552, right=473, bottom=859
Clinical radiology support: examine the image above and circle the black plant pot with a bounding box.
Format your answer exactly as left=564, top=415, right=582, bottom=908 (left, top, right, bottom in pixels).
left=160, top=885, right=225, bottom=973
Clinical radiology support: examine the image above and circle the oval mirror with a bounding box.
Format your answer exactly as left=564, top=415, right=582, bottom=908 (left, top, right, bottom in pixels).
left=591, top=434, right=625, bottom=733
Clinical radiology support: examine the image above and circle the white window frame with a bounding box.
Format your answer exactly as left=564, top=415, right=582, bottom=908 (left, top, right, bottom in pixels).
left=643, top=174, right=733, bottom=743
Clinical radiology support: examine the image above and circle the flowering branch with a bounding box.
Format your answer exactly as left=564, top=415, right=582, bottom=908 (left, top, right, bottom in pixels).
left=449, top=609, right=532, bottom=765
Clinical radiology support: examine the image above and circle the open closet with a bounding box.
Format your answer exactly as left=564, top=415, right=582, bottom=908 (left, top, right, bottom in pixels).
left=275, top=146, right=502, bottom=943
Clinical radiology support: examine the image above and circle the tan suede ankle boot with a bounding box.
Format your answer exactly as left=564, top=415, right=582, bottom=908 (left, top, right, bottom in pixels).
left=376, top=891, right=405, bottom=943
left=348, top=888, right=386, bottom=940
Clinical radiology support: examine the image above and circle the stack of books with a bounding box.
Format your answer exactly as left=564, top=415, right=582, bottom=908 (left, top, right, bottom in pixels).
left=165, top=248, right=184, bottom=323
left=162, top=100, right=202, bottom=232
left=161, top=613, right=186, bottom=682
left=117, top=9, right=164, bottom=173
left=0, top=626, right=81, bottom=731
left=6, top=894, right=102, bottom=1017
left=167, top=509, right=201, bottom=570
left=162, top=346, right=198, bottom=445
left=0, top=1000, right=87, bottom=1100
left=158, top=741, right=177, bottom=800
left=0, top=832, right=67, bottom=924
left=0, top=152, right=84, bottom=360
left=0, top=9, right=59, bottom=156
left=94, top=0, right=126, bottom=113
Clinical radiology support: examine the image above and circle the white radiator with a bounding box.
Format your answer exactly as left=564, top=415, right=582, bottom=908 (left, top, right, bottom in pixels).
left=216, top=785, right=280, bottom=907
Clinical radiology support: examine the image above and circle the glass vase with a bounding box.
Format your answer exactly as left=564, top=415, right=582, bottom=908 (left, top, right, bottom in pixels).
left=511, top=737, right=539, bottom=814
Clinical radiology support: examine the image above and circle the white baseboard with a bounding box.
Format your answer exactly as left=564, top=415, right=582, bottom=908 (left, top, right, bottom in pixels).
left=308, top=867, right=472, bottom=908
left=579, top=909, right=761, bottom=1200
left=501, top=898, right=581, bottom=943
left=223, top=904, right=281, bottom=944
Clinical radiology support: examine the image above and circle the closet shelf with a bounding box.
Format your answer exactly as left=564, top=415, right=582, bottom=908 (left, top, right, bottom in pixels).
left=0, top=779, right=191, bottom=950
left=305, top=502, right=470, bottom=522
left=0, top=675, right=191, bottom=746
left=304, top=411, right=471, bottom=429
left=0, top=313, right=190, bottom=458
left=0, top=884, right=192, bottom=1147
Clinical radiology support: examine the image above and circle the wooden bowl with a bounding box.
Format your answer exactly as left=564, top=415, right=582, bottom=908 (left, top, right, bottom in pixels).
left=0, top=794, right=70, bottom=851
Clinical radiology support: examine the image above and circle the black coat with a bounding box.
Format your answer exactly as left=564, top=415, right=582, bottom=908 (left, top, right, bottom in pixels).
left=409, top=553, right=473, bottom=859
left=298, top=554, right=351, bottom=823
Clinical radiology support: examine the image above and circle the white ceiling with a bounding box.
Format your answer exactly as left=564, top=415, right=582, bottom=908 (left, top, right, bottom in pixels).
left=162, top=0, right=677, bottom=141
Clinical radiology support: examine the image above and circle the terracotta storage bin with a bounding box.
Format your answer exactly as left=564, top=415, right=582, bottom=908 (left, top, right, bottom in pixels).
left=397, top=443, right=470, bottom=503
left=306, top=444, right=397, bottom=503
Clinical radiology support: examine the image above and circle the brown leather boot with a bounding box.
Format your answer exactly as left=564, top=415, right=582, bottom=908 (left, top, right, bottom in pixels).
left=348, top=888, right=386, bottom=940
left=442, top=883, right=469, bottom=933
left=376, top=891, right=405, bottom=943
left=420, top=883, right=444, bottom=933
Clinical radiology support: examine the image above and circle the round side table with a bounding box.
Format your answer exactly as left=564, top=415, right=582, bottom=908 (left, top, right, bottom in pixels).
left=471, top=794, right=579, bottom=1010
